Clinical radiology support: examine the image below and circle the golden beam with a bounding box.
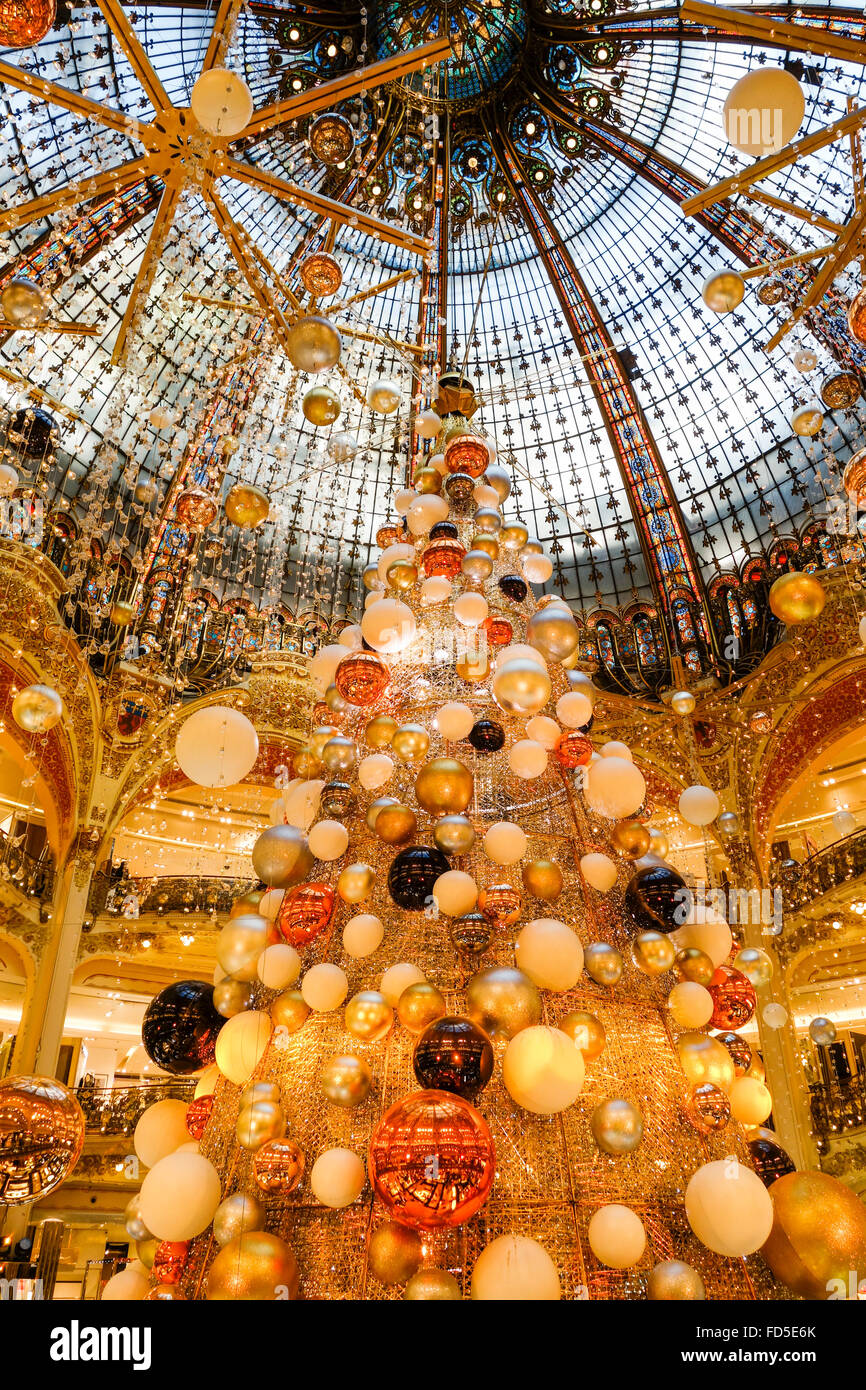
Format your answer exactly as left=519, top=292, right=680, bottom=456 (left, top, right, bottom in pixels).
left=200, top=0, right=245, bottom=73
left=206, top=187, right=295, bottom=354
left=0, top=156, right=158, bottom=234
left=740, top=243, right=838, bottom=278
left=680, top=1, right=866, bottom=66
left=337, top=267, right=420, bottom=307
left=765, top=211, right=866, bottom=348
left=112, top=179, right=183, bottom=364
left=0, top=320, right=99, bottom=335
left=95, top=0, right=171, bottom=113
left=743, top=189, right=845, bottom=235
left=0, top=56, right=156, bottom=141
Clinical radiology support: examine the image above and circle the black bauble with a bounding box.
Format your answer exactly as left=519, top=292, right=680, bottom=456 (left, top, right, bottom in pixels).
left=141, top=980, right=225, bottom=1076
left=622, top=864, right=688, bottom=935
left=499, top=573, right=528, bottom=603
left=748, top=1134, right=796, bottom=1188
left=413, top=1016, right=495, bottom=1098
left=10, top=406, right=56, bottom=460
left=429, top=520, right=459, bottom=540
left=468, top=718, right=505, bottom=752
left=388, top=844, right=450, bottom=910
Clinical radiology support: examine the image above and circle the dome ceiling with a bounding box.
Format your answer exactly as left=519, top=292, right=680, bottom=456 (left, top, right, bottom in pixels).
left=0, top=0, right=864, bottom=688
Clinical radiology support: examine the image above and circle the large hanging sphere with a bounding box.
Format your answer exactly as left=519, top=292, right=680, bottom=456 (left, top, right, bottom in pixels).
left=302, top=963, right=349, bottom=1012
left=708, top=964, right=757, bottom=1029
left=733, top=946, right=774, bottom=989
left=309, top=111, right=354, bottom=165
left=286, top=315, right=342, bottom=373
left=361, top=597, right=416, bottom=654
left=251, top=824, right=313, bottom=888
left=502, top=1026, right=585, bottom=1114
left=277, top=882, right=336, bottom=946
left=515, top=918, right=583, bottom=992
left=769, top=570, right=826, bottom=624
left=685, top=1159, right=775, bottom=1256
left=584, top=756, right=646, bottom=818
left=623, top=864, right=688, bottom=935
left=0, top=1075, right=84, bottom=1203
left=466, top=966, right=541, bottom=1040
left=175, top=706, right=258, bottom=787
left=191, top=67, right=253, bottom=136
left=471, top=1235, right=561, bottom=1301
left=722, top=67, right=804, bottom=156
left=678, top=784, right=721, bottom=827
left=368, top=1090, right=495, bottom=1229
left=760, top=1169, right=866, bottom=1298
left=588, top=1204, right=646, bottom=1268
left=139, top=1151, right=222, bottom=1242
left=677, top=1031, right=736, bottom=1092
left=526, top=606, right=579, bottom=662
left=388, top=844, right=450, bottom=909
left=728, top=1076, right=772, bottom=1126
left=224, top=483, right=269, bottom=529
left=207, top=1231, right=299, bottom=1300
left=1, top=276, right=48, bottom=327
left=415, top=757, right=474, bottom=814
left=302, top=384, right=341, bottom=426
left=142, top=981, right=224, bottom=1076
left=300, top=251, right=342, bottom=296
left=413, top=1017, right=494, bottom=1099
left=12, top=684, right=63, bottom=734
left=647, top=1260, right=706, bottom=1300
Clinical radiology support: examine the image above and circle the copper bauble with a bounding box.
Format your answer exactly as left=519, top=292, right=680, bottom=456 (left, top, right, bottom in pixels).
left=369, top=1090, right=495, bottom=1229
left=769, top=570, right=826, bottom=625
left=433, top=814, right=476, bottom=855
left=224, top=483, right=269, bottom=528
left=647, top=1261, right=706, bottom=1300
left=185, top=1095, right=214, bottom=1140
left=591, top=1098, right=643, bottom=1155
left=12, top=683, right=62, bottom=733
left=466, top=966, right=541, bottom=1040
left=321, top=1053, right=372, bottom=1107
left=687, top=1083, right=731, bottom=1134
left=375, top=803, right=417, bottom=844
left=522, top=859, right=563, bottom=900
left=611, top=819, right=652, bottom=860
left=677, top=1031, right=735, bottom=1091
left=367, top=1221, right=424, bottom=1285
left=554, top=731, right=593, bottom=769
left=708, top=964, right=756, bottom=1029
left=484, top=613, right=513, bottom=647
left=477, top=882, right=521, bottom=927
left=405, top=1268, right=462, bottom=1300
left=336, top=650, right=391, bottom=706
left=842, top=446, right=866, bottom=507
left=674, top=947, right=714, bottom=986
left=559, top=1010, right=606, bottom=1060
left=345, top=990, right=394, bottom=1042
left=397, top=982, right=447, bottom=1034
left=0, top=1075, right=84, bottom=1202
left=847, top=286, right=866, bottom=344
left=302, top=384, right=341, bottom=426
left=632, top=930, right=676, bottom=977
left=253, top=1139, right=305, bottom=1195
left=820, top=370, right=860, bottom=409
left=276, top=881, right=335, bottom=947
left=421, top=536, right=465, bottom=577
left=207, top=1231, right=299, bottom=1300
left=761, top=1170, right=866, bottom=1298
left=414, top=757, right=474, bottom=814
left=152, top=1240, right=188, bottom=1285
left=145, top=1284, right=185, bottom=1301
left=299, top=251, right=342, bottom=296
left=366, top=714, right=399, bottom=747
left=176, top=486, right=218, bottom=529
left=270, top=990, right=310, bottom=1032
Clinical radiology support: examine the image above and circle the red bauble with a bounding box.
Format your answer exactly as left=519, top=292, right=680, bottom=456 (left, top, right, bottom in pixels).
left=708, top=964, right=756, bottom=1030
left=483, top=614, right=513, bottom=648
left=276, top=881, right=335, bottom=946
left=554, top=731, right=593, bottom=769
left=152, top=1240, right=189, bottom=1285
left=368, top=1090, right=495, bottom=1229
left=420, top=538, right=465, bottom=578
left=185, top=1094, right=214, bottom=1140
left=335, top=650, right=390, bottom=706
left=0, top=0, right=55, bottom=48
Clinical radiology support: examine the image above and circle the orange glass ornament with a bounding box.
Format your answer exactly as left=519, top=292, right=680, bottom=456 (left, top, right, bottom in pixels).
left=185, top=1094, right=214, bottom=1140
left=554, top=731, right=593, bottom=768
left=708, top=964, right=757, bottom=1030
left=175, top=487, right=218, bottom=530
left=276, top=882, right=335, bottom=946
left=368, top=1090, right=495, bottom=1229
left=420, top=538, right=466, bottom=578
left=686, top=1083, right=731, bottom=1135
left=335, top=650, right=391, bottom=706
left=477, top=882, right=522, bottom=927
left=152, top=1240, right=188, bottom=1285
left=253, top=1138, right=305, bottom=1195
left=0, top=0, right=55, bottom=47
left=483, top=614, right=513, bottom=648
left=444, top=432, right=489, bottom=478
left=848, top=286, right=866, bottom=345
left=376, top=524, right=402, bottom=548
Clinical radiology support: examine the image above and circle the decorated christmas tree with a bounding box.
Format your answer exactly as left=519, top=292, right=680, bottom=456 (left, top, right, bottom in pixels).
left=122, top=376, right=792, bottom=1302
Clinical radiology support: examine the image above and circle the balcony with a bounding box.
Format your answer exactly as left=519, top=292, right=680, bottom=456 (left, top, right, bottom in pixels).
left=76, top=1078, right=196, bottom=1136
left=88, top=871, right=256, bottom=919
left=778, top=829, right=866, bottom=914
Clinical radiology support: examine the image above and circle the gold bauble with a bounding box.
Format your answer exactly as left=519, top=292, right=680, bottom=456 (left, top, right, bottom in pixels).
left=674, top=947, right=714, bottom=986
left=236, top=1099, right=286, bottom=1151
left=526, top=607, right=579, bottom=662
left=522, top=859, right=564, bottom=901
left=404, top=1268, right=462, bottom=1300
left=610, top=820, right=651, bottom=859
left=213, top=977, right=253, bottom=1017
left=414, top=467, right=441, bottom=495
left=0, top=276, right=48, bottom=327
left=466, top=966, right=542, bottom=1041
left=387, top=559, right=418, bottom=591
left=677, top=1031, right=735, bottom=1091
left=217, top=914, right=271, bottom=982
left=309, top=111, right=355, bottom=165
left=12, top=683, right=63, bottom=733
left=670, top=689, right=696, bottom=715
left=270, top=990, right=310, bottom=1033
left=251, top=825, right=313, bottom=888
left=367, top=1221, right=423, bottom=1285
left=648, top=827, right=669, bottom=858
left=337, top=862, right=375, bottom=903
left=632, top=930, right=676, bottom=977
left=213, top=1192, right=265, bottom=1247
left=286, top=315, right=341, bottom=372
left=109, top=599, right=136, bottom=626
left=229, top=890, right=263, bottom=919
left=366, top=714, right=399, bottom=748
left=207, top=1231, right=299, bottom=1301
left=591, top=1098, right=643, bottom=1155
left=761, top=1170, right=866, bottom=1299
left=366, top=796, right=399, bottom=831
left=375, top=803, right=417, bottom=844
left=733, top=946, right=774, bottom=989
left=392, top=723, right=430, bottom=763
left=456, top=651, right=490, bottom=682
left=325, top=683, right=350, bottom=715
left=471, top=534, right=499, bottom=561
left=363, top=562, right=381, bottom=592
left=559, top=1010, right=606, bottom=1061
left=433, top=814, right=476, bottom=855
left=492, top=660, right=551, bottom=715
left=769, top=570, right=826, bottom=625
left=397, top=981, right=447, bottom=1034
left=321, top=1053, right=372, bottom=1107
left=309, top=724, right=339, bottom=759
left=500, top=521, right=529, bottom=550
left=702, top=269, right=745, bottom=312
left=240, top=1081, right=281, bottom=1108
left=344, top=990, right=394, bottom=1042
left=224, top=483, right=269, bottom=529
left=584, top=942, right=623, bottom=986
left=414, top=757, right=474, bottom=814
left=136, top=1238, right=158, bottom=1269
left=461, top=549, right=494, bottom=582
left=302, top=384, right=341, bottom=426
left=647, top=1261, right=706, bottom=1300
left=321, top=735, right=358, bottom=773
left=294, top=748, right=322, bottom=778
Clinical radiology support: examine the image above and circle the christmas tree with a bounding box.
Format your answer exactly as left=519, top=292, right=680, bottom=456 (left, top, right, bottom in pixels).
left=123, top=376, right=786, bottom=1302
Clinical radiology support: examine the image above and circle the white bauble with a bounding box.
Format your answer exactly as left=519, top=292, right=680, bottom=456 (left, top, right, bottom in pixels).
left=191, top=67, right=253, bottom=136
left=103, top=1266, right=150, bottom=1301
left=433, top=869, right=478, bottom=917
left=678, top=785, right=721, bottom=827
left=471, top=1235, right=560, bottom=1301
left=420, top=576, right=451, bottom=607
left=310, top=1148, right=366, bottom=1208
left=343, top=913, right=385, bottom=958
left=256, top=943, right=301, bottom=990
left=308, top=818, right=349, bottom=861
left=526, top=715, right=561, bottom=750
left=416, top=408, right=442, bottom=439
left=668, top=981, right=714, bottom=1028
left=309, top=643, right=345, bottom=692
left=406, top=494, right=449, bottom=536
left=728, top=1076, right=773, bottom=1126
left=483, top=822, right=528, bottom=865
left=361, top=598, right=416, bottom=653
left=580, top=853, right=618, bottom=892
left=494, top=643, right=547, bottom=671
left=283, top=778, right=324, bottom=831
left=338, top=624, right=364, bottom=650
left=587, top=1205, right=646, bottom=1269
left=139, top=1151, right=222, bottom=1241
left=214, top=1010, right=272, bottom=1084
left=394, top=489, right=415, bottom=517
left=258, top=888, right=284, bottom=921
left=583, top=757, right=646, bottom=818
left=509, top=739, right=548, bottom=779
left=454, top=592, right=489, bottom=627
left=722, top=68, right=804, bottom=156
left=556, top=691, right=593, bottom=728
left=502, top=1026, right=585, bottom=1114
left=358, top=753, right=394, bottom=790
left=301, top=963, right=348, bottom=1012
left=832, top=808, right=856, bottom=836
left=133, top=1099, right=190, bottom=1170
left=380, top=962, right=425, bottom=1006
left=685, top=1160, right=774, bottom=1256
left=435, top=702, right=475, bottom=741
left=515, top=919, right=584, bottom=991
left=175, top=706, right=259, bottom=787
left=523, top=553, right=553, bottom=584
left=669, top=913, right=732, bottom=969
left=601, top=741, right=632, bottom=761
left=378, top=542, right=414, bottom=581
